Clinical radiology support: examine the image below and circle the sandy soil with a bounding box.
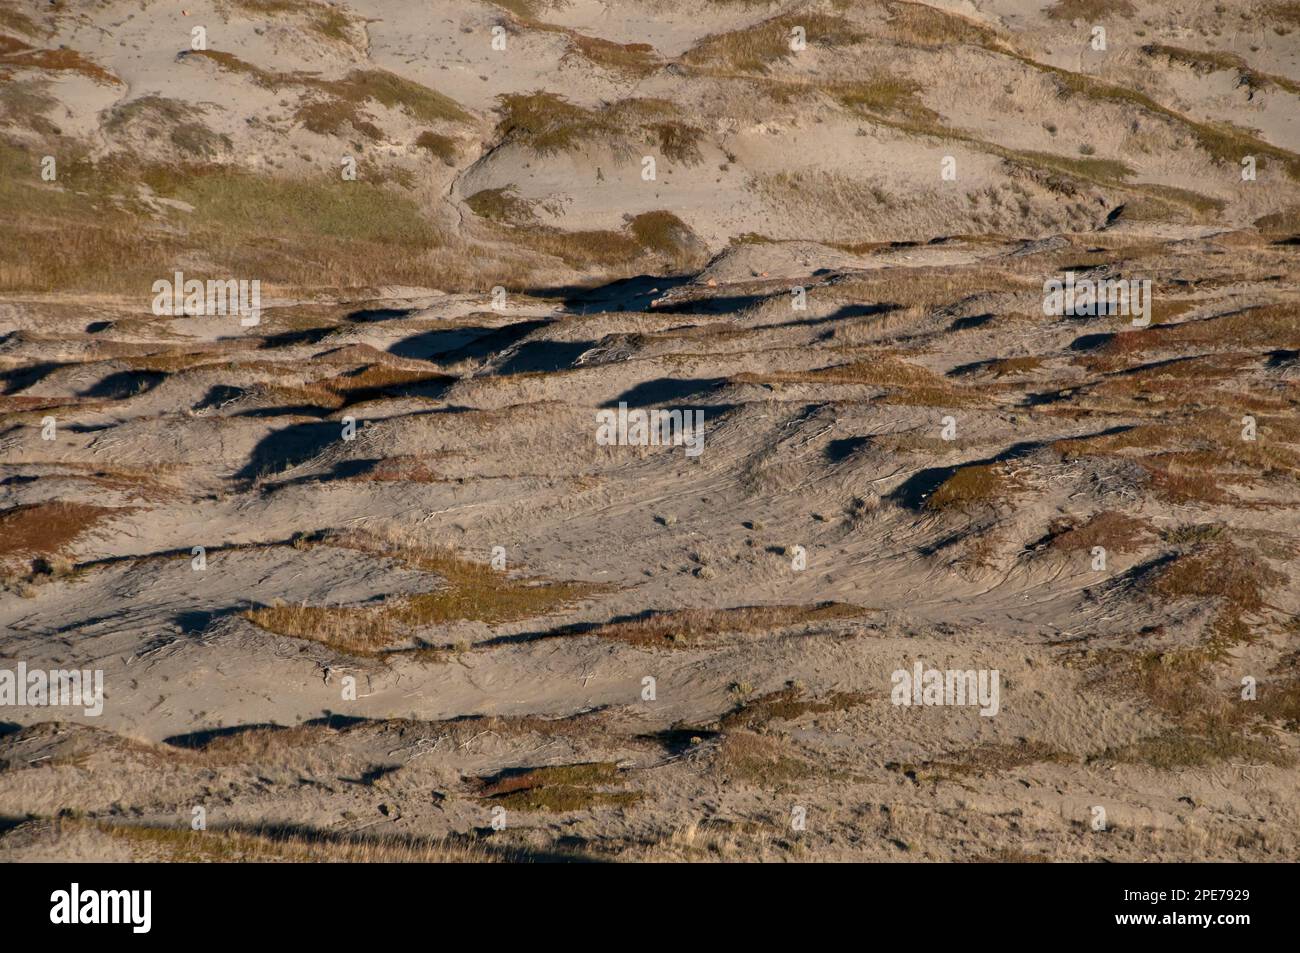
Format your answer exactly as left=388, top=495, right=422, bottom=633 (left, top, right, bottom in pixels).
left=0, top=0, right=1298, bottom=862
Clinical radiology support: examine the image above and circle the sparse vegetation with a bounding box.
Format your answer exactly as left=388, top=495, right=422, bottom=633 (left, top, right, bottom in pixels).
left=720, top=685, right=871, bottom=731
left=0, top=34, right=120, bottom=85
left=4, top=0, right=1300, bottom=866
left=494, top=92, right=703, bottom=162
left=714, top=730, right=811, bottom=784
left=586, top=602, right=869, bottom=649
left=0, top=501, right=125, bottom=574
left=476, top=762, right=641, bottom=812
left=465, top=186, right=539, bottom=225
left=415, top=130, right=458, bottom=164
left=244, top=530, right=604, bottom=655
left=1096, top=729, right=1291, bottom=770
left=94, top=820, right=499, bottom=862
left=1044, top=511, right=1152, bottom=553
left=925, top=464, right=1016, bottom=511
left=682, top=13, right=861, bottom=74
left=224, top=0, right=356, bottom=45
left=1045, top=0, right=1136, bottom=19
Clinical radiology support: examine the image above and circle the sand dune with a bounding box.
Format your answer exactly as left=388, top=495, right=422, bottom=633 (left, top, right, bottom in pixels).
left=1, top=0, right=1298, bottom=862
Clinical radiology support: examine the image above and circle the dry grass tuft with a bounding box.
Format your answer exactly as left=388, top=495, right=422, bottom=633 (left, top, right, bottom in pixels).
left=476, top=761, right=641, bottom=812
left=225, top=0, right=356, bottom=44
left=1144, top=541, right=1285, bottom=651
left=0, top=35, right=120, bottom=85
left=1045, top=0, right=1135, bottom=19
left=465, top=186, right=539, bottom=225
left=1143, top=44, right=1300, bottom=96
left=90, top=819, right=498, bottom=862
left=1096, top=730, right=1291, bottom=770
left=0, top=501, right=125, bottom=573
left=925, top=464, right=1017, bottom=511
left=682, top=13, right=860, bottom=74
left=714, top=730, right=811, bottom=783
left=1044, top=511, right=1152, bottom=554
left=569, top=34, right=659, bottom=76
left=734, top=356, right=989, bottom=407
left=494, top=93, right=702, bottom=163
left=585, top=602, right=869, bottom=650
left=719, top=685, right=870, bottom=731
left=244, top=530, right=604, bottom=655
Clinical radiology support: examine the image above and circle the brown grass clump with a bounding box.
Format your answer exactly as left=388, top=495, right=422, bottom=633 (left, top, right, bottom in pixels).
left=181, top=49, right=281, bottom=88
left=295, top=96, right=383, bottom=140
left=714, top=730, right=811, bottom=783
left=1079, top=351, right=1251, bottom=390
left=585, top=602, right=869, bottom=650
left=627, top=211, right=703, bottom=268
left=0, top=35, right=120, bottom=85
left=1039, top=61, right=1300, bottom=180
left=415, top=130, right=458, bottom=164
left=166, top=724, right=334, bottom=766
left=1254, top=206, right=1300, bottom=234
left=0, top=501, right=124, bottom=570
left=737, top=356, right=937, bottom=388
left=819, top=75, right=938, bottom=124
left=985, top=356, right=1043, bottom=377
left=226, top=0, right=356, bottom=44
left=1149, top=542, right=1282, bottom=614
left=465, top=186, right=538, bottom=225
left=568, top=34, right=658, bottom=76
left=244, top=531, right=604, bottom=655
left=1053, top=415, right=1300, bottom=506
left=0, top=139, right=469, bottom=293
left=1145, top=540, right=1285, bottom=650
left=349, top=455, right=447, bottom=484
left=105, top=95, right=232, bottom=157
left=1097, top=305, right=1300, bottom=356
left=1044, top=511, right=1152, bottom=554
left=1095, top=730, right=1291, bottom=770
left=187, top=51, right=469, bottom=128
left=719, top=685, right=870, bottom=731
left=925, top=464, right=1016, bottom=511
left=494, top=91, right=602, bottom=154
left=832, top=267, right=1038, bottom=311
left=1086, top=642, right=1299, bottom=769
left=307, top=68, right=471, bottom=125
left=682, top=12, right=860, bottom=74
left=881, top=1, right=1010, bottom=51
left=476, top=762, right=641, bottom=812
left=1257, top=676, right=1300, bottom=728
left=1045, top=0, right=1135, bottom=18
left=90, top=820, right=498, bottom=862
left=0, top=7, right=43, bottom=38
left=314, top=363, right=455, bottom=406
left=1142, top=44, right=1300, bottom=96
left=470, top=207, right=704, bottom=272
left=291, top=68, right=470, bottom=140
left=493, top=93, right=702, bottom=163
left=1115, top=650, right=1222, bottom=721
left=478, top=761, right=619, bottom=795
left=734, top=356, right=988, bottom=407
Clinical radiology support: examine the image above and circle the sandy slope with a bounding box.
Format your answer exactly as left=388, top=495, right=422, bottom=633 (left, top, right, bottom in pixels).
left=0, top=0, right=1299, bottom=861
